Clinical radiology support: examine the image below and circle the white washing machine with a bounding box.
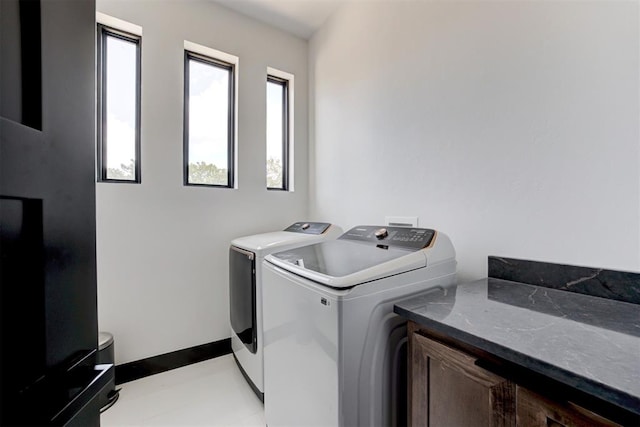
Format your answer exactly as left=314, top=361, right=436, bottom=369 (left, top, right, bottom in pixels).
left=229, top=222, right=342, bottom=400
left=262, top=225, right=457, bottom=426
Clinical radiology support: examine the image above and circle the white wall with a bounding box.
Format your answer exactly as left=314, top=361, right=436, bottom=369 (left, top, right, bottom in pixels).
left=310, top=1, right=640, bottom=281
left=96, top=0, right=309, bottom=364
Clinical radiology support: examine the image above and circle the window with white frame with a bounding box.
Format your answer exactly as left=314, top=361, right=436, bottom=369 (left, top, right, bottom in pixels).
left=183, top=49, right=235, bottom=188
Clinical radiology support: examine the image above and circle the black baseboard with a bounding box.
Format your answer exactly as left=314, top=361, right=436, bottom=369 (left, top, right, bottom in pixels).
left=115, top=338, right=231, bottom=385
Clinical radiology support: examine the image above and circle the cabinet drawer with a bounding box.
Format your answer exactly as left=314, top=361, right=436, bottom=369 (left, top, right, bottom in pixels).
left=516, top=386, right=620, bottom=427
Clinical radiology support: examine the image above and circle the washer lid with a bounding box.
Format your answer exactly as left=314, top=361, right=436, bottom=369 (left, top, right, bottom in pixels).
left=231, top=224, right=342, bottom=256
left=266, top=240, right=427, bottom=288
left=233, top=231, right=321, bottom=251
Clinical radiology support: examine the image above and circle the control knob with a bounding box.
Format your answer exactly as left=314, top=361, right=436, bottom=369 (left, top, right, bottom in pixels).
left=301, top=223, right=310, bottom=230
left=374, top=228, right=388, bottom=240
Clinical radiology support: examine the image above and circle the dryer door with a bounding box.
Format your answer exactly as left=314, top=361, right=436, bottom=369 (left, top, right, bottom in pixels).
left=229, top=246, right=257, bottom=353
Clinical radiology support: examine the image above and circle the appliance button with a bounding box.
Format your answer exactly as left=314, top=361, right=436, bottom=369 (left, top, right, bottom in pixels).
left=302, top=223, right=310, bottom=230
left=374, top=228, right=388, bottom=240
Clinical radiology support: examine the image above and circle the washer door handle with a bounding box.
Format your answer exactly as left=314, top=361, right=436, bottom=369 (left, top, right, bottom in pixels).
left=231, top=246, right=255, bottom=260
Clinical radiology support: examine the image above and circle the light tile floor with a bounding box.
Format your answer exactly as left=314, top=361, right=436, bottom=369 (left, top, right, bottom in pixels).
left=101, top=354, right=265, bottom=426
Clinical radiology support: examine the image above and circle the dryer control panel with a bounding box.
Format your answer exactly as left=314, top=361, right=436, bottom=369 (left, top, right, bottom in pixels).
left=339, top=225, right=435, bottom=250
left=284, top=222, right=332, bottom=235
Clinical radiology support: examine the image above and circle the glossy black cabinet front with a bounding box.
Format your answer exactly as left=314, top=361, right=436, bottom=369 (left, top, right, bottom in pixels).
left=0, top=0, right=112, bottom=424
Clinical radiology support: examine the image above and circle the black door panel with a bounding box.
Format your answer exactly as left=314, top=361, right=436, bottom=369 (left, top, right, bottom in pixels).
left=229, top=246, right=257, bottom=353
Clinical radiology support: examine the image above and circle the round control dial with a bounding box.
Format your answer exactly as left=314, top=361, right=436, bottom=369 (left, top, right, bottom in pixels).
left=301, top=223, right=310, bottom=230
left=374, top=228, right=388, bottom=240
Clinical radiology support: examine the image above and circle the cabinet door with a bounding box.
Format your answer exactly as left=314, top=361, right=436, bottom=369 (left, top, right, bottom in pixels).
left=516, top=387, right=620, bottom=427
left=409, top=328, right=516, bottom=427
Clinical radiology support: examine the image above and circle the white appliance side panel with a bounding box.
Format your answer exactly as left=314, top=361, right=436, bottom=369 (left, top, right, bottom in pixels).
left=341, top=266, right=457, bottom=426
left=263, top=263, right=340, bottom=427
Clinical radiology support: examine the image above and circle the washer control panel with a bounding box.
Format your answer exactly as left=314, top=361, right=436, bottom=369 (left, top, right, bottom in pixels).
left=284, top=222, right=332, bottom=235
left=339, top=225, right=435, bottom=250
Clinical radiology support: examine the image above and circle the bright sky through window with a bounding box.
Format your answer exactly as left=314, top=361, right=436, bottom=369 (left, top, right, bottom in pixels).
left=266, top=78, right=286, bottom=189
left=105, top=35, right=137, bottom=180
left=267, top=81, right=283, bottom=163
left=186, top=57, right=231, bottom=186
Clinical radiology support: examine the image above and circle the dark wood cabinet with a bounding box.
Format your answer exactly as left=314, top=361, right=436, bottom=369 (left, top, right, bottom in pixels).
left=409, top=322, right=516, bottom=426
left=408, top=322, right=621, bottom=427
left=516, top=386, right=620, bottom=427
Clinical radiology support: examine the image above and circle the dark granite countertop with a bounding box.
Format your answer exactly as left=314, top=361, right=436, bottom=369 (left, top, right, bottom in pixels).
left=395, top=277, right=640, bottom=416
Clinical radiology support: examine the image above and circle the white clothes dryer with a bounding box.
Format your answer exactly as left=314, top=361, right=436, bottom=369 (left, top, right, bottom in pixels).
left=262, top=225, right=456, bottom=426
left=229, top=222, right=342, bottom=400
